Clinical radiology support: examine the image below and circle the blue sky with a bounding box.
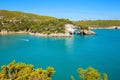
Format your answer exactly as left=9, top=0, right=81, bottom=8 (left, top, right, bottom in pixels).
left=0, top=0, right=120, bottom=20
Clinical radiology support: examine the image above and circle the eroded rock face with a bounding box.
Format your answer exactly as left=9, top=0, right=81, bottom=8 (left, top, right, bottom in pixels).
left=83, top=30, right=96, bottom=35
left=78, top=30, right=96, bottom=35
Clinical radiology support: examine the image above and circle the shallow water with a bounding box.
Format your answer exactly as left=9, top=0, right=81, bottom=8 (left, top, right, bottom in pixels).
left=0, top=29, right=120, bottom=80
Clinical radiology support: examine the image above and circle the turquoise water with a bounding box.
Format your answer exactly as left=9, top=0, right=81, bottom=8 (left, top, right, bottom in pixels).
left=0, top=30, right=120, bottom=80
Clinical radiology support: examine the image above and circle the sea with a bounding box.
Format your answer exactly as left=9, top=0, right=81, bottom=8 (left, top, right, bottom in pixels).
left=0, top=29, right=120, bottom=80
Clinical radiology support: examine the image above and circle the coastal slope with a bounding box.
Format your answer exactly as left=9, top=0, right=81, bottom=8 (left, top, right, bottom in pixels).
left=0, top=10, right=72, bottom=36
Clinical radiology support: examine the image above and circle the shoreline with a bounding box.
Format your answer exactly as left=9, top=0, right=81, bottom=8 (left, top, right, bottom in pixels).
left=29, top=32, right=72, bottom=37
left=89, top=26, right=120, bottom=30
left=0, top=31, right=72, bottom=37
left=0, top=27, right=119, bottom=37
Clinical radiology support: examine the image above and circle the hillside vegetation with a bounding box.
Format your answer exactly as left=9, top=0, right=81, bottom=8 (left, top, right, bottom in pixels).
left=75, top=20, right=120, bottom=28
left=0, top=10, right=72, bottom=34
left=0, top=10, right=120, bottom=34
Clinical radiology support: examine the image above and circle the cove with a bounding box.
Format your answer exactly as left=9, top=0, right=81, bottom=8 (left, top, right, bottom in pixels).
left=0, top=29, right=120, bottom=80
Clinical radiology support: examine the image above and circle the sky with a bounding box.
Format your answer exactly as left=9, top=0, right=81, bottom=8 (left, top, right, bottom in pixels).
left=0, top=0, right=120, bottom=20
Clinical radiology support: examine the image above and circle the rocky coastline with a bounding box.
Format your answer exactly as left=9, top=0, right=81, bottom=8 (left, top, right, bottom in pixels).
left=0, top=30, right=28, bottom=34
left=0, top=26, right=119, bottom=37
left=0, top=30, right=72, bottom=37
left=29, top=33, right=72, bottom=37
left=89, top=26, right=120, bottom=30
left=78, top=30, right=95, bottom=35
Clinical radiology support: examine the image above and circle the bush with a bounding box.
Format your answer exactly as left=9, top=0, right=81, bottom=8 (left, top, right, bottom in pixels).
left=0, top=60, right=55, bottom=80
left=77, top=67, right=108, bottom=80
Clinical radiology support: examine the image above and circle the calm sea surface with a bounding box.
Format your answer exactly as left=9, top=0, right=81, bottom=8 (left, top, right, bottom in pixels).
left=0, top=30, right=120, bottom=80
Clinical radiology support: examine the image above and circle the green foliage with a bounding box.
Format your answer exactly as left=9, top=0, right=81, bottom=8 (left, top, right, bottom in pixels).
left=77, top=67, right=108, bottom=80
left=0, top=60, right=55, bottom=80
left=0, top=10, right=72, bottom=34
left=76, top=24, right=89, bottom=29
left=1, top=10, right=120, bottom=33
left=75, top=20, right=120, bottom=28
left=0, top=61, right=108, bottom=80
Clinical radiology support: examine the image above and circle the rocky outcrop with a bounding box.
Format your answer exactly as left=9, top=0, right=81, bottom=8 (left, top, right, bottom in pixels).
left=83, top=30, right=96, bottom=35
left=78, top=30, right=96, bottom=35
